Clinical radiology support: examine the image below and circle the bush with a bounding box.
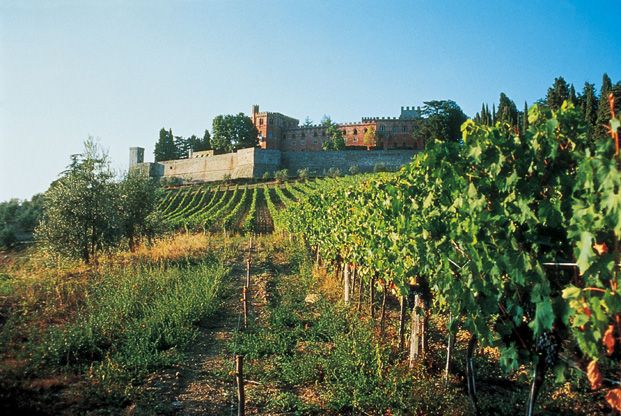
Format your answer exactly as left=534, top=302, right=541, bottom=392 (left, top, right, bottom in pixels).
left=373, top=162, right=386, bottom=173
left=348, top=165, right=360, bottom=175
left=159, top=176, right=183, bottom=187
left=297, top=168, right=309, bottom=181
left=222, top=173, right=232, bottom=183
left=262, top=171, right=271, bottom=181
left=0, top=225, right=18, bottom=249
left=327, top=167, right=341, bottom=178
left=274, top=169, right=289, bottom=183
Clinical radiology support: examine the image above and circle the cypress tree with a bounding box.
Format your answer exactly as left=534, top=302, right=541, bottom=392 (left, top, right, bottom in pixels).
left=581, top=82, right=598, bottom=130
left=154, top=128, right=178, bottom=162
left=522, top=101, right=529, bottom=134
left=569, top=84, right=577, bottom=104
left=596, top=73, right=614, bottom=137
left=498, top=92, right=518, bottom=127
left=546, top=76, right=570, bottom=110
left=492, top=103, right=496, bottom=125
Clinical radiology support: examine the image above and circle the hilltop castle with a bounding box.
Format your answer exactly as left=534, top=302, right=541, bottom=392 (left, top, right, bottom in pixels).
left=251, top=104, right=423, bottom=151
left=131, top=105, right=422, bottom=182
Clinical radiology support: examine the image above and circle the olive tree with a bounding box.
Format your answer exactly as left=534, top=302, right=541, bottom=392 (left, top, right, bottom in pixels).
left=36, top=139, right=119, bottom=263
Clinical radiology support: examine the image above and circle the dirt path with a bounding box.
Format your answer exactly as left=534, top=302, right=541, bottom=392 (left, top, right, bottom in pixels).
left=139, top=249, right=256, bottom=416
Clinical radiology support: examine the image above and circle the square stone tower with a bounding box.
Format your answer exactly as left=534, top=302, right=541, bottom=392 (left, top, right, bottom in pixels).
left=129, top=147, right=145, bottom=169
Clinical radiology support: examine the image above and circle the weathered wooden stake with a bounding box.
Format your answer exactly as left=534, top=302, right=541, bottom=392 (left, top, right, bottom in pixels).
left=242, top=287, right=248, bottom=329
left=235, top=355, right=245, bottom=416
left=369, top=277, right=375, bottom=319
left=246, top=257, right=251, bottom=288
left=351, top=265, right=357, bottom=301
left=444, top=313, right=454, bottom=384
left=344, top=263, right=351, bottom=304
left=357, top=273, right=363, bottom=313
left=409, top=294, right=420, bottom=367
left=380, top=286, right=387, bottom=334
left=466, top=335, right=478, bottom=414
left=398, top=295, right=407, bottom=351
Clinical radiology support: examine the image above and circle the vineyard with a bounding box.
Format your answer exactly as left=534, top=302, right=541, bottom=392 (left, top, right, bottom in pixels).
left=266, top=99, right=621, bottom=414
left=157, top=181, right=317, bottom=234
left=3, top=99, right=621, bottom=415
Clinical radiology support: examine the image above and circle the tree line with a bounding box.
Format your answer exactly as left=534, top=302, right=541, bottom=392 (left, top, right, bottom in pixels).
left=0, top=195, right=44, bottom=249
left=473, top=73, right=621, bottom=140
left=154, top=113, right=259, bottom=161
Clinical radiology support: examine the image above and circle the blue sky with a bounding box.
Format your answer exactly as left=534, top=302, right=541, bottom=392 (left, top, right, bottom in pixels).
left=1, top=0, right=620, bottom=200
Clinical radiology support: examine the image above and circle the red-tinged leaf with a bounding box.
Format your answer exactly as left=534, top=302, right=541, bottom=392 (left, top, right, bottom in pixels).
left=606, top=388, right=621, bottom=411
left=603, top=325, right=615, bottom=355
left=584, top=305, right=592, bottom=318
left=587, top=360, right=603, bottom=390
left=593, top=242, right=609, bottom=255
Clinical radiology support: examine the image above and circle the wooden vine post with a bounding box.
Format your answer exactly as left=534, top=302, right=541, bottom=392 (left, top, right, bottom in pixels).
left=409, top=294, right=419, bottom=366
left=344, top=263, right=351, bottom=304
left=235, top=354, right=245, bottom=416
left=409, top=294, right=426, bottom=366
left=444, top=312, right=454, bottom=384
left=242, top=286, right=248, bottom=329
left=369, top=276, right=375, bottom=319
left=398, top=295, right=407, bottom=351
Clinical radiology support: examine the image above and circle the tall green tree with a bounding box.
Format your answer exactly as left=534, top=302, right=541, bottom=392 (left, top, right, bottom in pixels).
left=581, top=82, right=598, bottom=130
left=36, top=139, right=119, bottom=263
left=414, top=100, right=468, bottom=142
left=212, top=113, right=259, bottom=153
left=117, top=170, right=162, bottom=251
left=154, top=128, right=178, bottom=161
left=546, top=76, right=570, bottom=110
left=320, top=116, right=346, bottom=150
left=522, top=101, right=529, bottom=135
left=303, top=116, right=313, bottom=127
left=497, top=92, right=518, bottom=126
left=596, top=74, right=620, bottom=137
left=569, top=83, right=577, bottom=104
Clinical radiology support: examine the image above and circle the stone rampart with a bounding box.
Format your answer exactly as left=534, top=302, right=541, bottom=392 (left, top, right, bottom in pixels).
left=134, top=147, right=416, bottom=181
left=281, top=149, right=417, bottom=175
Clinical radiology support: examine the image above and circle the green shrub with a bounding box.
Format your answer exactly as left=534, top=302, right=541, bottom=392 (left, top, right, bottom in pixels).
left=274, top=169, right=289, bottom=183
left=297, top=168, right=309, bottom=181
left=348, top=165, right=360, bottom=175
left=327, top=167, right=341, bottom=178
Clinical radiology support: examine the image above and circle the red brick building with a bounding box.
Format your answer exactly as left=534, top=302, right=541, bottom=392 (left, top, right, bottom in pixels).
left=250, top=105, right=424, bottom=151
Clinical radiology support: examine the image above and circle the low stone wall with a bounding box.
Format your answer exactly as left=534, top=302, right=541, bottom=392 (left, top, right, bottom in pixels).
left=135, top=147, right=416, bottom=182
left=281, top=149, right=417, bottom=175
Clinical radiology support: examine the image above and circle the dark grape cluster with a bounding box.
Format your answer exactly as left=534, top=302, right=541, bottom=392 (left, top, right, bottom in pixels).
left=535, top=331, right=559, bottom=367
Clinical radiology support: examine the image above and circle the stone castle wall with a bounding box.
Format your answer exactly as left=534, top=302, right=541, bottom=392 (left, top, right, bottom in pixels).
left=281, top=149, right=417, bottom=175
left=133, top=147, right=416, bottom=181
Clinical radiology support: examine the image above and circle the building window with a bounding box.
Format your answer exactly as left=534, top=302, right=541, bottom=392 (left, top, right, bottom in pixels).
left=322, top=130, right=326, bottom=136
left=353, top=137, right=358, bottom=143
left=392, top=126, right=397, bottom=133
left=269, top=118, right=273, bottom=125
left=379, top=125, right=385, bottom=132
left=353, top=128, right=357, bottom=135
left=269, top=131, right=273, bottom=138
left=364, top=128, right=368, bottom=133
left=313, top=138, right=318, bottom=144
left=313, top=131, right=317, bottom=137
left=402, top=126, right=407, bottom=132
left=259, top=118, right=263, bottom=125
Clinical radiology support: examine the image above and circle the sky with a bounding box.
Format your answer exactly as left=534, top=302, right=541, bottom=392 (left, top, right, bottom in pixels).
left=1, top=0, right=620, bottom=201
